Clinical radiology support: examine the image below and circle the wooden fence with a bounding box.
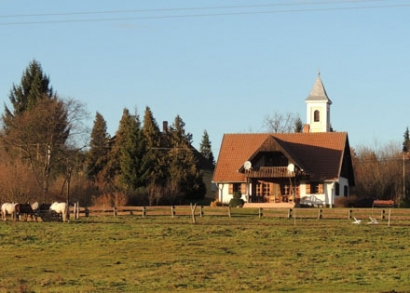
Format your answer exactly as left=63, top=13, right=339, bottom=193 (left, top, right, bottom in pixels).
left=68, top=204, right=410, bottom=224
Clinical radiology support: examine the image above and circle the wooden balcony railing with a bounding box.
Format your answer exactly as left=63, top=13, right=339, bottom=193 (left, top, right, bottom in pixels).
left=244, top=166, right=295, bottom=178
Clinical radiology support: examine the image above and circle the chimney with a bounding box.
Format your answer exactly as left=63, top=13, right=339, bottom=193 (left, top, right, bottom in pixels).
left=303, top=124, right=310, bottom=133
left=163, top=121, right=168, bottom=133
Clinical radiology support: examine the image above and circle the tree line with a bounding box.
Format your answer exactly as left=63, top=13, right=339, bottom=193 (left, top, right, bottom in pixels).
left=351, top=129, right=410, bottom=207
left=1, top=60, right=409, bottom=207
left=0, top=60, right=215, bottom=206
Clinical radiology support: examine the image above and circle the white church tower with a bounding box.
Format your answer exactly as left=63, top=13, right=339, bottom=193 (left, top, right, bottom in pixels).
left=305, top=73, right=332, bottom=133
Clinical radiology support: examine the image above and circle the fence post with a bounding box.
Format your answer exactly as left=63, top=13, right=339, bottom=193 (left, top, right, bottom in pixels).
left=288, top=208, right=293, bottom=219
left=85, top=207, right=89, bottom=217
left=113, top=206, right=117, bottom=217
left=381, top=209, right=385, bottom=220
left=190, top=203, right=197, bottom=224
left=318, top=209, right=322, bottom=220
left=76, top=201, right=80, bottom=219
left=73, top=202, right=76, bottom=220
left=171, top=205, right=176, bottom=217
left=142, top=206, right=146, bottom=218
left=228, top=206, right=231, bottom=218
left=259, top=208, right=263, bottom=219
left=348, top=209, right=352, bottom=220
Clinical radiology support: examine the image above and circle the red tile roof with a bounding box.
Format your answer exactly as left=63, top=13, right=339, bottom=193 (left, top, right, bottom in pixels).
left=213, top=132, right=350, bottom=183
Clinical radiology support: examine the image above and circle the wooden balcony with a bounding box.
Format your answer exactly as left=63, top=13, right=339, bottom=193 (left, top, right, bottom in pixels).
left=244, top=166, right=295, bottom=178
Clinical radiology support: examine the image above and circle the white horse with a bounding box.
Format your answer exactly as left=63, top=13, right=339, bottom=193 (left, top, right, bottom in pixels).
left=31, top=202, right=39, bottom=211
left=1, top=203, right=16, bottom=221
left=30, top=202, right=39, bottom=221
left=50, top=202, right=69, bottom=222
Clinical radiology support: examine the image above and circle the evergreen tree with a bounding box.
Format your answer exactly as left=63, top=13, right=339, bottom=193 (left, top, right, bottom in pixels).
left=168, top=114, right=193, bottom=145
left=199, top=130, right=215, bottom=165
left=403, top=127, right=410, bottom=153
left=142, top=107, right=161, bottom=148
left=117, top=108, right=146, bottom=191
left=2, top=60, right=53, bottom=133
left=141, top=106, right=166, bottom=187
left=294, top=117, right=303, bottom=133
left=86, top=112, right=110, bottom=182
left=167, top=115, right=205, bottom=201
left=0, top=61, right=78, bottom=199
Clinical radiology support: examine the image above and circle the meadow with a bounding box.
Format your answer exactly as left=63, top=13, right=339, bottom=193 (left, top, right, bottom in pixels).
left=0, top=214, right=410, bottom=293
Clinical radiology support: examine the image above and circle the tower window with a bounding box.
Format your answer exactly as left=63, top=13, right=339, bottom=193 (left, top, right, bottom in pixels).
left=314, top=110, right=320, bottom=122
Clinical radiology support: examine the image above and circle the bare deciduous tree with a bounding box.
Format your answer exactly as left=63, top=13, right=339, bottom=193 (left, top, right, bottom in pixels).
left=1, top=97, right=89, bottom=202
left=263, top=112, right=301, bottom=133
left=353, top=142, right=404, bottom=203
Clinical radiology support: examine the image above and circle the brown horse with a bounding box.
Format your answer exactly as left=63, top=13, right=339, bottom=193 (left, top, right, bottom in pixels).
left=15, top=203, right=34, bottom=221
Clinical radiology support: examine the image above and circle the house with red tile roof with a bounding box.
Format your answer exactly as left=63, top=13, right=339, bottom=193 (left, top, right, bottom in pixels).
left=213, top=74, right=355, bottom=207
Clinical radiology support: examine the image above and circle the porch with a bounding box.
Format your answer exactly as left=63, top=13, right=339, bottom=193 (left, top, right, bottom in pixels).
left=247, top=179, right=300, bottom=205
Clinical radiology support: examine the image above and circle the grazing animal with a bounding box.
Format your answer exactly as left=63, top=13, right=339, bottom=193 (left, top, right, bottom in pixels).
left=30, top=202, right=39, bottom=221
left=1, top=203, right=16, bottom=221
left=31, top=202, right=39, bottom=212
left=50, top=202, right=69, bottom=222
left=15, top=203, right=34, bottom=221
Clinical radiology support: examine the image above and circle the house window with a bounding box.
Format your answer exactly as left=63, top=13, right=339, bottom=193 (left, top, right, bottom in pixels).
left=306, top=182, right=324, bottom=194
left=229, top=183, right=246, bottom=195
left=344, top=186, right=348, bottom=197
left=314, top=110, right=320, bottom=122
left=335, top=183, right=340, bottom=196
left=256, top=182, right=271, bottom=197
left=282, top=185, right=290, bottom=196
left=262, top=183, right=270, bottom=196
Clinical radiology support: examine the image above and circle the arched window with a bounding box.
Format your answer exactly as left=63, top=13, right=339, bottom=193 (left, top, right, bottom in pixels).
left=314, top=110, right=320, bottom=122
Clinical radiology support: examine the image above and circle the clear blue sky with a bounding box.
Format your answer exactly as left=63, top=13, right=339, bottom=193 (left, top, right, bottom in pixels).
left=1, top=1, right=409, bottom=155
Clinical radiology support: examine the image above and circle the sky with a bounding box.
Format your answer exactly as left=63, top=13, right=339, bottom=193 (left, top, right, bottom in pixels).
left=1, top=0, right=409, bottom=157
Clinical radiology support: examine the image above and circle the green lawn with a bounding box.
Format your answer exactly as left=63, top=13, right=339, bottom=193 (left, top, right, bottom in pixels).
left=0, top=216, right=409, bottom=292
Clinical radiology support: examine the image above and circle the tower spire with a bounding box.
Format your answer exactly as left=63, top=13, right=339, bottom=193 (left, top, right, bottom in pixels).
left=305, top=73, right=332, bottom=133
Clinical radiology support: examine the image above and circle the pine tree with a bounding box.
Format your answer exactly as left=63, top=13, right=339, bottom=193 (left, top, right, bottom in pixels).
left=167, top=115, right=205, bottom=201
left=86, top=112, right=110, bottom=182
left=142, top=107, right=161, bottom=148
left=294, top=117, right=303, bottom=133
left=403, top=127, right=410, bottom=153
left=141, top=107, right=166, bottom=186
left=2, top=60, right=53, bottom=133
left=0, top=61, right=76, bottom=198
left=118, top=109, right=146, bottom=190
left=168, top=114, right=193, bottom=145
left=199, top=130, right=215, bottom=165
left=140, top=107, right=171, bottom=204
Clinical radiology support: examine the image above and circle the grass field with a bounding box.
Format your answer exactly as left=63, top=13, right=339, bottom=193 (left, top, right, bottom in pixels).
left=0, top=215, right=410, bottom=293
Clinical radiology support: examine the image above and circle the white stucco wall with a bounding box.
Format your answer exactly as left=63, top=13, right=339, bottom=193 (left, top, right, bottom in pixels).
left=216, top=183, right=248, bottom=204
left=306, top=99, right=331, bottom=133
left=217, top=178, right=350, bottom=206
left=300, top=177, right=350, bottom=207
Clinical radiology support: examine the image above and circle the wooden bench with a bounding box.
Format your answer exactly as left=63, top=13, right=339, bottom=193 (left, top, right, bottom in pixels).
left=372, top=200, right=395, bottom=208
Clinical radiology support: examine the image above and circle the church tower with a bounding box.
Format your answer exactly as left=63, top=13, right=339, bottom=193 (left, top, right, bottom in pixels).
left=305, top=73, right=332, bottom=133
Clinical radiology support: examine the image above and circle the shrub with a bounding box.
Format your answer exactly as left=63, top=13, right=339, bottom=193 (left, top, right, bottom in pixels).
left=210, top=199, right=223, bottom=207
left=229, top=191, right=244, bottom=208
left=92, top=192, right=128, bottom=207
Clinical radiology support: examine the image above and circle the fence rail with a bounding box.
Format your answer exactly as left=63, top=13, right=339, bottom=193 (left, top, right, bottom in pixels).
left=3, top=204, right=409, bottom=223
left=69, top=205, right=410, bottom=223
